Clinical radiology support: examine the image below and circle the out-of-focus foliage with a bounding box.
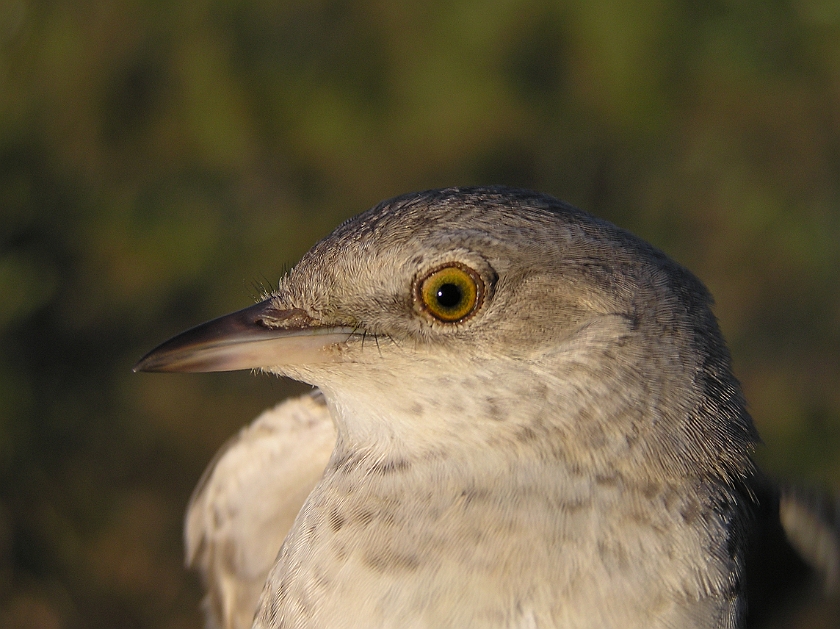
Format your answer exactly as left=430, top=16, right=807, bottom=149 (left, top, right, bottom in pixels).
left=0, top=0, right=838, bottom=627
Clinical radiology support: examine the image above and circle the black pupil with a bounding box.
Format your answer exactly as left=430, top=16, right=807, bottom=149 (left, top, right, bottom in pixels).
left=435, top=283, right=463, bottom=309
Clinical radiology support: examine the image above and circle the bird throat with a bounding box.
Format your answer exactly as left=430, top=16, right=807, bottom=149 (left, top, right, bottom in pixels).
left=253, top=380, right=745, bottom=629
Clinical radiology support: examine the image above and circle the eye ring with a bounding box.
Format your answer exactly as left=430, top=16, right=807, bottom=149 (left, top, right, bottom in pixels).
left=415, top=263, right=484, bottom=323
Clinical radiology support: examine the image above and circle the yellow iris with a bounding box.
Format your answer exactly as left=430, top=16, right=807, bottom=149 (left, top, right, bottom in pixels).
left=418, top=264, right=481, bottom=322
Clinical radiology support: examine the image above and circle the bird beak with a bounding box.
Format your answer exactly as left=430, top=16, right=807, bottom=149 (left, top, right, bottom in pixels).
left=133, top=300, right=354, bottom=373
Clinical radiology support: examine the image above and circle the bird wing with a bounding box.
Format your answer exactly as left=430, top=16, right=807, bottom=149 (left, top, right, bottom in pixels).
left=779, top=485, right=840, bottom=596
left=743, top=476, right=840, bottom=628
left=185, top=391, right=336, bottom=629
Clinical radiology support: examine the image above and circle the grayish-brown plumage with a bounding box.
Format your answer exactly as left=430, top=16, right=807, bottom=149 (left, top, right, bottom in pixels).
left=136, top=187, right=839, bottom=629
left=185, top=393, right=335, bottom=629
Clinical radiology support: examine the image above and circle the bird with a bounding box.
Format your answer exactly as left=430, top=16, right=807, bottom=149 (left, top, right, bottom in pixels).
left=135, top=187, right=840, bottom=629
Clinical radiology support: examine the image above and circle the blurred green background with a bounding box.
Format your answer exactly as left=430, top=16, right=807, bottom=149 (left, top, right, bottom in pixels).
left=1, top=0, right=838, bottom=627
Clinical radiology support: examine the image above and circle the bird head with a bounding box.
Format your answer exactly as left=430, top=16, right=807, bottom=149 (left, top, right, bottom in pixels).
left=136, top=187, right=758, bottom=484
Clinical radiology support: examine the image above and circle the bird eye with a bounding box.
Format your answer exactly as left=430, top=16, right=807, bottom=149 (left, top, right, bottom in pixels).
left=416, top=264, right=483, bottom=323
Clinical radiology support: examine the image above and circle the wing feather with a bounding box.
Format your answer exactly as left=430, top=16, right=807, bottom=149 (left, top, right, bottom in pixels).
left=185, top=391, right=335, bottom=629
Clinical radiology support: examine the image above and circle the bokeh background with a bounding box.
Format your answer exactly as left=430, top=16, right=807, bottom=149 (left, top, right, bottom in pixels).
left=1, top=0, right=839, bottom=627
